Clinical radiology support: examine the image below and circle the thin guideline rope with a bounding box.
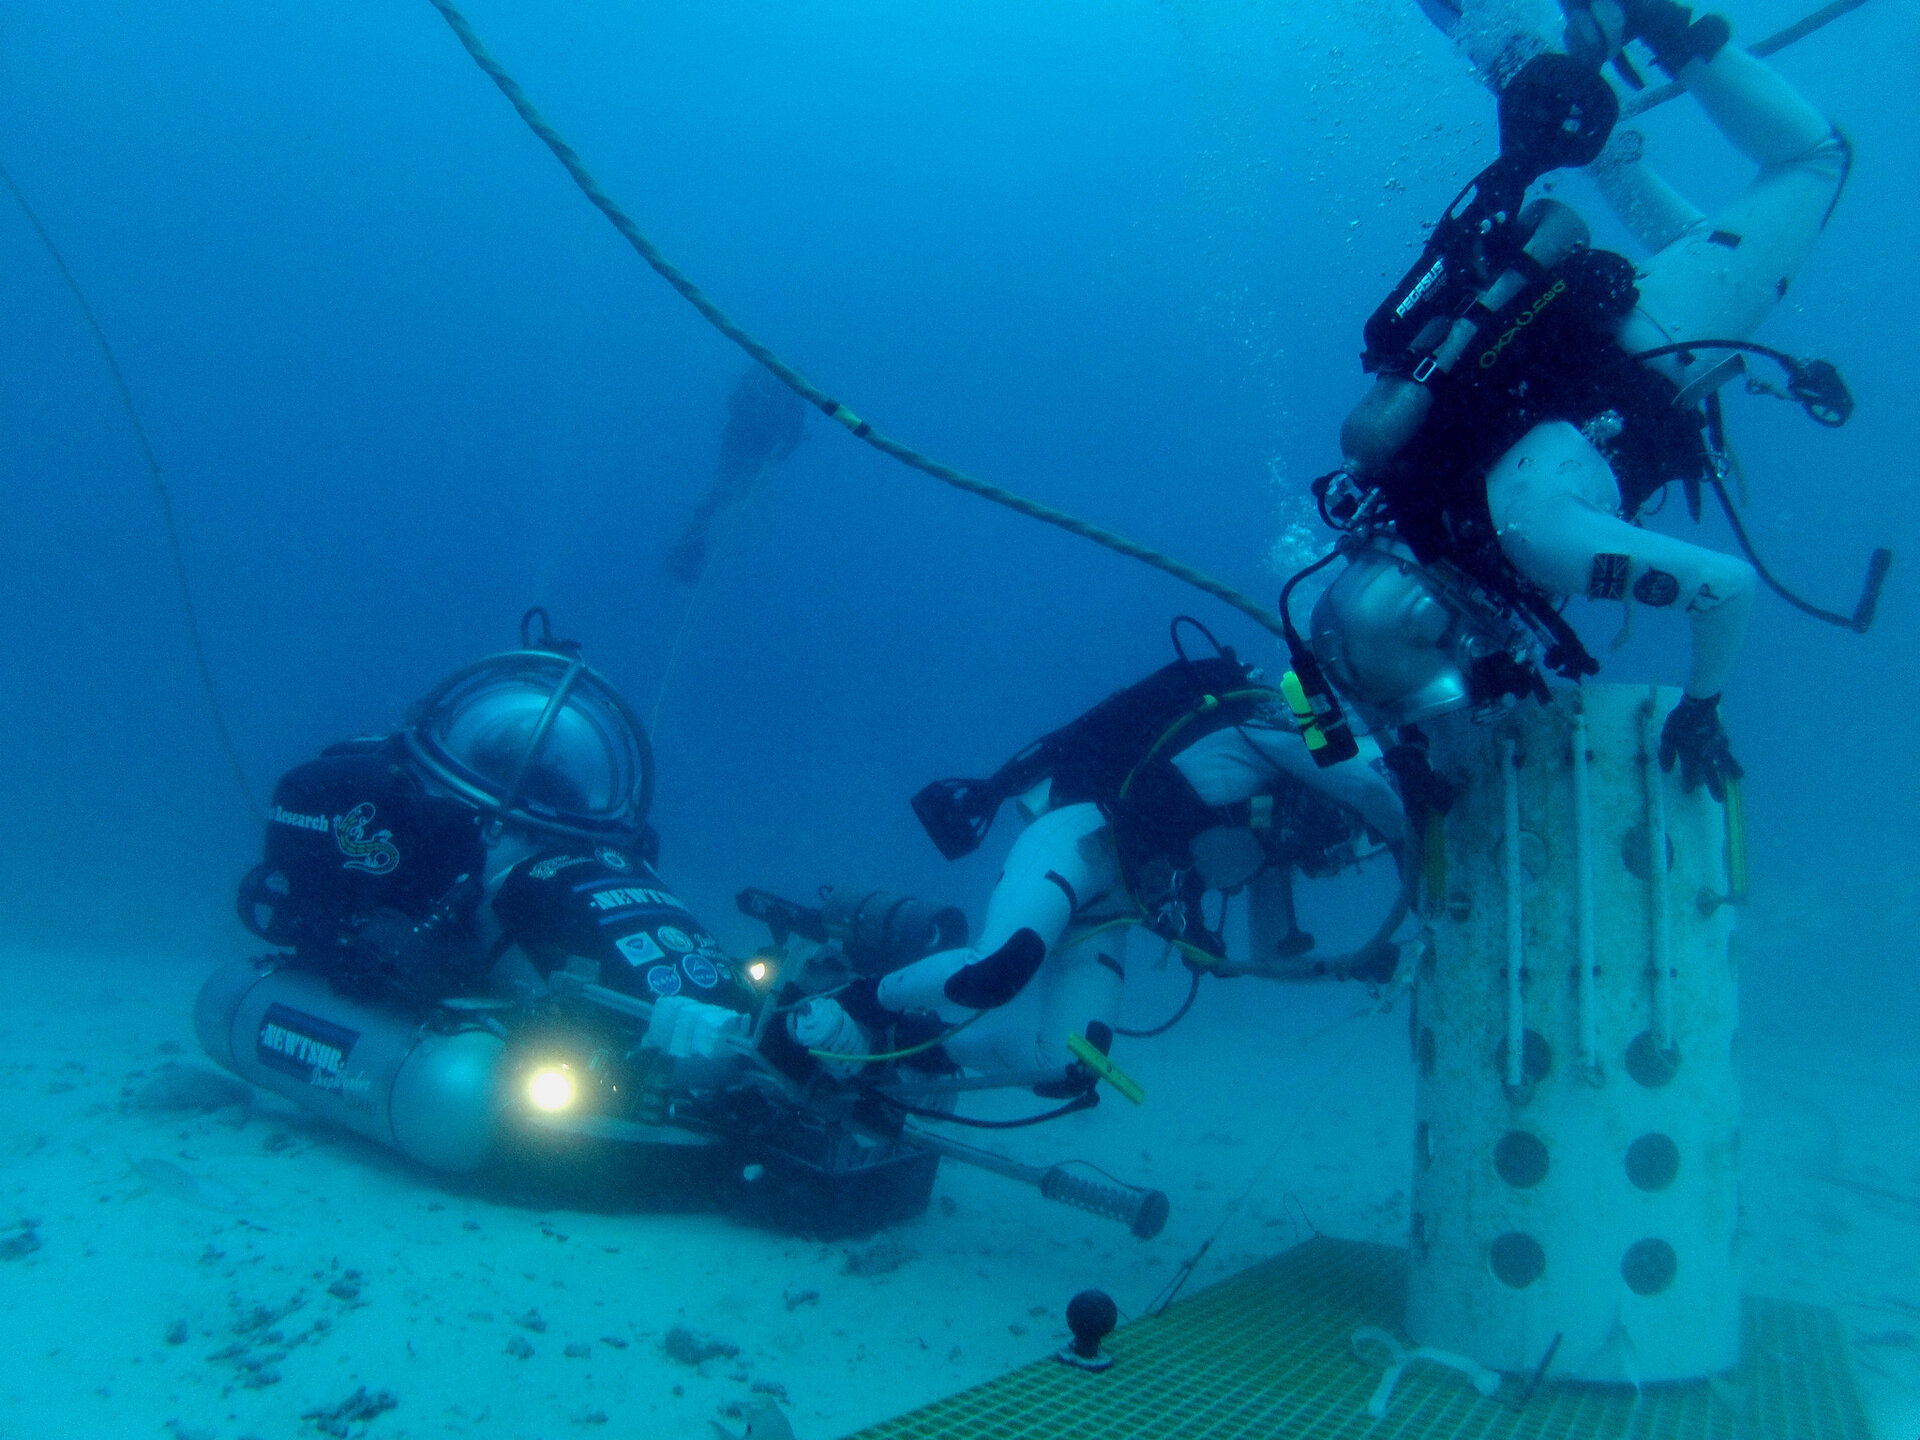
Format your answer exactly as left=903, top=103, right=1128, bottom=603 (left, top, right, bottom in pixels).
left=0, top=160, right=263, bottom=819
left=1147, top=1010, right=1381, bottom=1315
left=423, top=0, right=1292, bottom=643
left=648, top=454, right=775, bottom=738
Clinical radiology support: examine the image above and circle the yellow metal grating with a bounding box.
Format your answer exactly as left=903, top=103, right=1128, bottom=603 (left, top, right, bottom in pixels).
left=843, top=1237, right=1873, bottom=1440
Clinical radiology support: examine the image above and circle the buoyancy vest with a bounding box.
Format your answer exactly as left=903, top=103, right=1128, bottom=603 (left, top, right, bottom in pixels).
left=911, top=654, right=1269, bottom=862
left=1377, top=247, right=1715, bottom=570
left=912, top=652, right=1300, bottom=958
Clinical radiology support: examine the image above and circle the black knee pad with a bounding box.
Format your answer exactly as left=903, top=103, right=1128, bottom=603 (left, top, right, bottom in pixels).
left=944, top=928, right=1046, bottom=1011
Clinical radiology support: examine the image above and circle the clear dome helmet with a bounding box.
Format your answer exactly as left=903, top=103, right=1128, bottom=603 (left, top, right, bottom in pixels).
left=403, top=622, right=653, bottom=846
left=1308, top=540, right=1529, bottom=733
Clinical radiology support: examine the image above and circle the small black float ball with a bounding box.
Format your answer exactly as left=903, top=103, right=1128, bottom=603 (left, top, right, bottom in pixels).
left=1065, top=1289, right=1118, bottom=1361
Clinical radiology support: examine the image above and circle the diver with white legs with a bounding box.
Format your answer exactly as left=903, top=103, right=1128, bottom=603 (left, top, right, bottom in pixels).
left=1302, top=0, right=1883, bottom=802
left=1300, top=6, right=1884, bottom=1384
left=802, top=622, right=1408, bottom=1093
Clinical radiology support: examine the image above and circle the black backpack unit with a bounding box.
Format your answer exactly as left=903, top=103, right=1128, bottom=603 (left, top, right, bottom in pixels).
left=236, top=737, right=487, bottom=955
left=910, top=640, right=1268, bottom=863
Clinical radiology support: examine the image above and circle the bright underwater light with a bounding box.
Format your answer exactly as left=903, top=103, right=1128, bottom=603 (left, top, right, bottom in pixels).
left=525, top=1064, right=578, bottom=1114
left=743, top=952, right=779, bottom=991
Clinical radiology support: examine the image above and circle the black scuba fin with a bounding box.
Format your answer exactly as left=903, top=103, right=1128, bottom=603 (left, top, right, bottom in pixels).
left=911, top=777, right=1002, bottom=861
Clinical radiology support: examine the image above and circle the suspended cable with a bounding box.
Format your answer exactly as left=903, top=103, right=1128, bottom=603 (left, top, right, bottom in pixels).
left=0, top=160, right=261, bottom=819
left=423, top=0, right=1292, bottom=642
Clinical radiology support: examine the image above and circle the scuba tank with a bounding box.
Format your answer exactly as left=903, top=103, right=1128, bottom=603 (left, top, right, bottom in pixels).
left=1275, top=56, right=1619, bottom=759
left=1337, top=53, right=1618, bottom=481
left=820, top=889, right=969, bottom=976
left=196, top=956, right=508, bottom=1172
left=1341, top=198, right=1591, bottom=478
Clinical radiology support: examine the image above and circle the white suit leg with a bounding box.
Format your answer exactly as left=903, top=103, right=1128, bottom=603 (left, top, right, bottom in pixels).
left=1588, top=126, right=1704, bottom=255
left=876, top=802, right=1119, bottom=1024
left=942, top=923, right=1127, bottom=1076
left=1170, top=722, right=1406, bottom=845
left=1623, top=47, right=1849, bottom=386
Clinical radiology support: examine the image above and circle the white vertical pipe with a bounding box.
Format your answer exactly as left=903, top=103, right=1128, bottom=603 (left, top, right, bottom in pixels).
left=1572, top=710, right=1597, bottom=1074
left=1646, top=691, right=1675, bottom=1052
left=1501, top=736, right=1524, bottom=1089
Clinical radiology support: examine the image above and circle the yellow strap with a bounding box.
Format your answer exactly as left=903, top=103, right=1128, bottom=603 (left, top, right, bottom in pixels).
left=1280, top=670, right=1328, bottom=752
left=1058, top=913, right=1225, bottom=973
left=1722, top=778, right=1749, bottom=903
left=1116, top=686, right=1292, bottom=800
left=1420, top=809, right=1447, bottom=914
left=1066, top=1032, right=1147, bottom=1105
left=815, top=918, right=1218, bottom=1068
left=809, top=1006, right=984, bottom=1065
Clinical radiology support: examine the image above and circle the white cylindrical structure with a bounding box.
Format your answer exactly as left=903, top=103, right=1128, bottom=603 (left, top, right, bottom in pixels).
left=1406, top=684, right=1741, bottom=1382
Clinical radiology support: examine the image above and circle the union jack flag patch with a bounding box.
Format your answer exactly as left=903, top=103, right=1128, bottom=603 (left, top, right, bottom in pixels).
left=1588, top=553, right=1630, bottom=601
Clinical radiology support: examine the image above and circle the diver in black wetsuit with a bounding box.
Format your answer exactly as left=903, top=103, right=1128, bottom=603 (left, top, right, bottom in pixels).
left=236, top=610, right=754, bottom=1060
left=664, top=366, right=808, bottom=585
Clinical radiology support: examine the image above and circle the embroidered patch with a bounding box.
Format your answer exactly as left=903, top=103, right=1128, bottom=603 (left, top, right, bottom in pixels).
left=614, top=930, right=666, bottom=966
left=1633, top=568, right=1682, bottom=607
left=1588, top=553, right=1630, bottom=601
left=335, top=802, right=400, bottom=876
left=644, top=964, right=682, bottom=997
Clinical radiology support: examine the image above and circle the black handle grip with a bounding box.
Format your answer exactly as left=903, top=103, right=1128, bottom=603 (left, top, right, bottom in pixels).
left=1040, top=1166, right=1171, bottom=1240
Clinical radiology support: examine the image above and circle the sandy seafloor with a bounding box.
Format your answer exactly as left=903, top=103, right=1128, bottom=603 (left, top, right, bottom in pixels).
left=1, top=890, right=1916, bottom=1440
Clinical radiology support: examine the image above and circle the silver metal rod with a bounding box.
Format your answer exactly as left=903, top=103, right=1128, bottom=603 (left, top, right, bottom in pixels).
left=567, top=978, right=765, bottom=1063
left=878, top=1068, right=1074, bottom=1096
left=901, top=1127, right=1171, bottom=1239
left=572, top=979, right=653, bottom=1023
left=1501, top=736, right=1525, bottom=1090
left=900, top=1127, right=1045, bottom=1185
left=1620, top=0, right=1869, bottom=120
left=1572, top=709, right=1598, bottom=1074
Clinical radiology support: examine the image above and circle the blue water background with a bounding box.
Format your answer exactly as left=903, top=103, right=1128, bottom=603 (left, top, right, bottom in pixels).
left=1, top=0, right=1914, bottom=1066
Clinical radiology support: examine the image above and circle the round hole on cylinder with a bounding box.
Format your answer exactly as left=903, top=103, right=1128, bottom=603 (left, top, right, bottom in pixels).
left=1621, top=1238, right=1677, bottom=1295
left=1619, top=827, right=1674, bottom=880
left=1418, top=1027, right=1436, bottom=1078
left=1489, top=1231, right=1545, bottom=1289
left=1494, top=1028, right=1551, bottom=1086
left=1624, top=1030, right=1681, bottom=1088
left=1494, top=1130, right=1549, bottom=1188
left=1624, top=1133, right=1680, bottom=1191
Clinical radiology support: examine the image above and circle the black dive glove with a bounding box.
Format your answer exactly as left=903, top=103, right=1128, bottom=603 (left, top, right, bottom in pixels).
left=1565, top=1, right=1730, bottom=76
left=1659, top=693, right=1744, bottom=801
